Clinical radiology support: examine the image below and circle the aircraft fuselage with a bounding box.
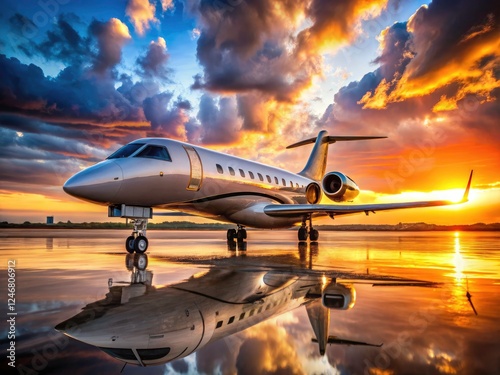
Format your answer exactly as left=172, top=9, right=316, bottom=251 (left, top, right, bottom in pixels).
left=64, top=138, right=313, bottom=228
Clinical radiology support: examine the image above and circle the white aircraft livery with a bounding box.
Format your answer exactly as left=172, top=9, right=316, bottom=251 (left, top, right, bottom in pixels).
left=63, top=130, right=473, bottom=253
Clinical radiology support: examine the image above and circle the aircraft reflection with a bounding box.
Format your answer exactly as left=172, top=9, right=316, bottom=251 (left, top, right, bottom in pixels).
left=55, top=246, right=439, bottom=367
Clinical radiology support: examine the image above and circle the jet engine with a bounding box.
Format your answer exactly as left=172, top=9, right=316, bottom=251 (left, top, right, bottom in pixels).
left=322, top=282, right=356, bottom=310
left=321, top=172, right=360, bottom=202
left=305, top=182, right=322, bottom=204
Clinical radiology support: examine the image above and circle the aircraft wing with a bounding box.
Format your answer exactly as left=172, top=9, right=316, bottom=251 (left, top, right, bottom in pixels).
left=264, top=171, right=473, bottom=218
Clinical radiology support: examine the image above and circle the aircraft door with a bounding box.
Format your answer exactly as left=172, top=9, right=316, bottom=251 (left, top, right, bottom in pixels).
left=183, top=146, right=203, bottom=191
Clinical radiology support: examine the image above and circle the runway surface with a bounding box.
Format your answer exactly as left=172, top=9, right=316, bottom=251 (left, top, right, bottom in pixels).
left=1, top=229, right=499, bottom=374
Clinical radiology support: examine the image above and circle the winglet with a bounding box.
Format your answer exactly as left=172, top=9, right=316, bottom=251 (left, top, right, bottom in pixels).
left=462, top=170, right=473, bottom=202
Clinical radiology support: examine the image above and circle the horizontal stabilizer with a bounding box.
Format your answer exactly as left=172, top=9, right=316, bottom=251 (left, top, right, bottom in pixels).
left=287, top=135, right=387, bottom=149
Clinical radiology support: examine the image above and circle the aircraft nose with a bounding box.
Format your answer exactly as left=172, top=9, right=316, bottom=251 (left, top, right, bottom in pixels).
left=63, top=160, right=123, bottom=203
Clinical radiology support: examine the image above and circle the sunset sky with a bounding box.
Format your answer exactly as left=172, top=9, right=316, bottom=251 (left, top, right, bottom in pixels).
left=0, top=0, right=499, bottom=224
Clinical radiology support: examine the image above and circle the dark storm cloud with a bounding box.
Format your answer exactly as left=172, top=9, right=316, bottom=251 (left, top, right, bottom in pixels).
left=89, top=17, right=131, bottom=74
left=195, top=339, right=237, bottom=374
left=143, top=92, right=191, bottom=138
left=197, top=94, right=240, bottom=144
left=191, top=0, right=315, bottom=101
left=0, top=12, right=198, bottom=144
left=326, top=0, right=500, bottom=130
left=355, top=0, right=500, bottom=110
left=0, top=54, right=141, bottom=123
left=404, top=0, right=499, bottom=80
left=171, top=358, right=189, bottom=373
left=137, top=37, right=171, bottom=79
left=189, top=0, right=390, bottom=140
left=35, top=14, right=91, bottom=66
left=0, top=114, right=143, bottom=149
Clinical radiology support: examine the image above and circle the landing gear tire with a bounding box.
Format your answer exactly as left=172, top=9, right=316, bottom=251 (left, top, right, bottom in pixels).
left=125, top=253, right=134, bottom=270
left=126, top=236, right=136, bottom=254
left=298, top=227, right=308, bottom=241
left=237, top=241, right=247, bottom=251
left=237, top=229, right=247, bottom=241
left=309, top=229, right=319, bottom=241
left=134, top=253, right=148, bottom=270
left=227, top=229, right=237, bottom=241
left=134, top=236, right=148, bottom=254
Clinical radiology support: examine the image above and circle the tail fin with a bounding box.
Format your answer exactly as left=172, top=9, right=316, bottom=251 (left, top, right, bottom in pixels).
left=287, top=130, right=387, bottom=181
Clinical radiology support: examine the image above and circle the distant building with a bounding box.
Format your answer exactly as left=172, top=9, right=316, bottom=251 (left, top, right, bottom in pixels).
left=46, top=216, right=54, bottom=225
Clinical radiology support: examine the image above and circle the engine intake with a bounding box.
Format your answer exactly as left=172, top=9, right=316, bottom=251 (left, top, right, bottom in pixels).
left=322, top=172, right=360, bottom=202
left=322, top=283, right=356, bottom=310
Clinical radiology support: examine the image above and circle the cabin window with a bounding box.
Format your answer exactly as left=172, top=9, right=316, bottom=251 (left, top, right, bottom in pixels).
left=249, top=309, right=255, bottom=317
left=258, top=173, right=264, bottom=181
left=290, top=181, right=293, bottom=187
left=107, top=143, right=145, bottom=159
left=296, top=183, right=299, bottom=188
left=239, top=169, right=245, bottom=178
left=282, top=178, right=286, bottom=186
left=249, top=171, right=255, bottom=179
left=239, top=312, right=245, bottom=320
left=274, top=176, right=279, bottom=184
left=134, top=145, right=172, bottom=161
left=266, top=304, right=270, bottom=310
left=216, top=321, right=223, bottom=329
left=228, top=316, right=235, bottom=324
left=258, top=307, right=263, bottom=313
left=216, top=164, right=223, bottom=174
left=266, top=175, right=272, bottom=183
left=137, top=348, right=171, bottom=360
left=228, top=167, right=235, bottom=176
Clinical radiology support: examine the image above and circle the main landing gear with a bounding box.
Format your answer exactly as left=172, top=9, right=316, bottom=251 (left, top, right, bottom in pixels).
left=227, top=225, right=247, bottom=242
left=227, top=225, right=247, bottom=251
left=298, top=216, right=319, bottom=242
left=125, top=219, right=149, bottom=254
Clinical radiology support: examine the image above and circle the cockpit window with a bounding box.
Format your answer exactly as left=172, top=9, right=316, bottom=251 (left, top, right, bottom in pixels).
left=99, top=347, right=137, bottom=361
left=107, top=143, right=145, bottom=159
left=134, top=145, right=172, bottom=161
left=137, top=348, right=171, bottom=360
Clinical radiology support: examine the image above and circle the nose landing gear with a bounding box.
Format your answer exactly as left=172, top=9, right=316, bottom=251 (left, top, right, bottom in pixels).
left=125, top=219, right=149, bottom=254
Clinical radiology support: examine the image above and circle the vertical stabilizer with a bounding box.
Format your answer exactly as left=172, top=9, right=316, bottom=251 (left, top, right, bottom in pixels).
left=286, top=130, right=387, bottom=181
left=306, top=300, right=330, bottom=356
left=298, top=130, right=330, bottom=181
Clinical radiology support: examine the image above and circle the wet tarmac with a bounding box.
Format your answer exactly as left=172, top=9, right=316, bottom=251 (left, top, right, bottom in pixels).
left=0, top=229, right=499, bottom=374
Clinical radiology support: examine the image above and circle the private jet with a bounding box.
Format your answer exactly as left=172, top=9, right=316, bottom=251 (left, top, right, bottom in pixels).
left=63, top=130, right=473, bottom=253
left=56, top=251, right=440, bottom=367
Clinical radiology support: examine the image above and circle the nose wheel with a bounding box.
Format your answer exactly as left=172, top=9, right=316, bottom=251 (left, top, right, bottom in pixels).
left=125, top=219, right=149, bottom=253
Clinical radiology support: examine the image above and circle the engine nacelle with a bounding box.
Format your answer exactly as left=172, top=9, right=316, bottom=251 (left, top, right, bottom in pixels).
left=322, top=172, right=360, bottom=202
left=322, top=283, right=356, bottom=310
left=305, top=182, right=322, bottom=204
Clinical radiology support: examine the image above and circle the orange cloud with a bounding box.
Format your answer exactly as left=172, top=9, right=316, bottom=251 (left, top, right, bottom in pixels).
left=359, top=7, right=500, bottom=111
left=126, top=0, right=157, bottom=36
